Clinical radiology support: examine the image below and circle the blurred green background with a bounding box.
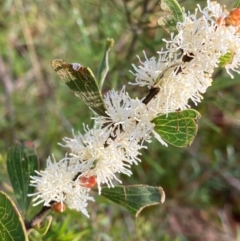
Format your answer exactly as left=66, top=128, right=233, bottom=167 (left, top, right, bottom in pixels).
left=1, top=0, right=240, bottom=240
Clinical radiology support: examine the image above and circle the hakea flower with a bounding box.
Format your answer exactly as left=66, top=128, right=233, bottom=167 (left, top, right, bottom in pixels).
left=95, top=86, right=168, bottom=145
left=146, top=68, right=212, bottom=114
left=129, top=51, right=174, bottom=88
left=94, top=86, right=156, bottom=142
left=59, top=126, right=111, bottom=164
left=57, top=85, right=162, bottom=194
left=130, top=0, right=240, bottom=114
left=29, top=156, right=94, bottom=217
left=59, top=125, right=148, bottom=194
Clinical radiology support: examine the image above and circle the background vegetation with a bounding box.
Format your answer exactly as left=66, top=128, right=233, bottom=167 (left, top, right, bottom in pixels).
left=1, top=0, right=240, bottom=240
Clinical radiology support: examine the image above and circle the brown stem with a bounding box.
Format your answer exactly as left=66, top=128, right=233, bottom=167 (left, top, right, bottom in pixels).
left=142, top=51, right=195, bottom=105
left=25, top=205, right=51, bottom=231
left=142, top=87, right=160, bottom=105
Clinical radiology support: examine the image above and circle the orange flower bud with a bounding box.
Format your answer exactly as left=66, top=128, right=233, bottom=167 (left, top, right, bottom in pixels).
left=217, top=8, right=240, bottom=33
left=79, top=175, right=97, bottom=188
left=225, top=7, right=240, bottom=27
left=51, top=202, right=66, bottom=213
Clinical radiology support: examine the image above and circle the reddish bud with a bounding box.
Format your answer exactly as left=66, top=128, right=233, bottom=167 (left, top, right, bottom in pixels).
left=51, top=202, right=66, bottom=213
left=217, top=8, right=240, bottom=33
left=79, top=175, right=97, bottom=188
left=225, top=7, right=240, bottom=27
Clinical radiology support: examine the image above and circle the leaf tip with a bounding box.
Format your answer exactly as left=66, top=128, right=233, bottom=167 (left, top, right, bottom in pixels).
left=135, top=186, right=166, bottom=217
left=159, top=186, right=165, bottom=203
left=51, top=59, right=65, bottom=71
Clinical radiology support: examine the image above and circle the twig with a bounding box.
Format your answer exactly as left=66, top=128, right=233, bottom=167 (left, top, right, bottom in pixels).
left=25, top=205, right=51, bottom=231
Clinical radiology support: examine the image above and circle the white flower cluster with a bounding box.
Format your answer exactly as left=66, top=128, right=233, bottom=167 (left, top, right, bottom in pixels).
left=131, top=0, right=240, bottom=114
left=30, top=0, right=240, bottom=217
left=30, top=88, right=155, bottom=217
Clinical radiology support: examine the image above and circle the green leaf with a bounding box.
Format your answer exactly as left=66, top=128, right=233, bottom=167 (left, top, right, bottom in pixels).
left=152, top=109, right=200, bottom=147
left=7, top=141, right=39, bottom=217
left=0, top=191, right=28, bottom=241
left=234, top=1, right=240, bottom=8
left=52, top=59, right=107, bottom=116
left=100, top=185, right=165, bottom=217
left=158, top=0, right=184, bottom=33
left=97, top=38, right=114, bottom=90
left=219, top=51, right=234, bottom=67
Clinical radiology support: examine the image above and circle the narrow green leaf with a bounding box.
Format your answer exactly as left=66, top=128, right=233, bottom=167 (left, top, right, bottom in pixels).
left=0, top=191, right=28, bottom=241
left=97, top=38, right=114, bottom=90
left=158, top=0, right=184, bottom=33
left=219, top=51, right=234, bottom=67
left=7, top=141, right=39, bottom=217
left=52, top=59, right=107, bottom=116
left=152, top=109, right=200, bottom=147
left=234, top=1, right=240, bottom=8
left=100, top=185, right=165, bottom=217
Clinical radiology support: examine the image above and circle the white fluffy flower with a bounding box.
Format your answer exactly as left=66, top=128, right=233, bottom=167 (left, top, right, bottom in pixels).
left=64, top=181, right=95, bottom=217
left=129, top=51, right=173, bottom=88
left=59, top=127, right=111, bottom=165
left=130, top=0, right=240, bottom=114
left=59, top=124, right=148, bottom=194
left=58, top=86, right=160, bottom=193
left=94, top=86, right=156, bottom=142
left=29, top=156, right=94, bottom=217
left=58, top=86, right=168, bottom=192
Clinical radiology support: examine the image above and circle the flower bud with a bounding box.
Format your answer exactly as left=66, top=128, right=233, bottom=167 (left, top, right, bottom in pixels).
left=51, top=202, right=66, bottom=213
left=79, top=176, right=97, bottom=188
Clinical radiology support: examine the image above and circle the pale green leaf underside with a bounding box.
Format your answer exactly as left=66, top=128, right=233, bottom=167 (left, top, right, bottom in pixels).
left=100, top=185, right=165, bottom=217
left=152, top=109, right=200, bottom=147
left=0, top=191, right=28, bottom=241
left=52, top=59, right=107, bottom=116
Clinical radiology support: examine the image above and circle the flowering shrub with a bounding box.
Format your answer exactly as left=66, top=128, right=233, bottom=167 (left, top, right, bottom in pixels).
left=2, top=0, right=240, bottom=239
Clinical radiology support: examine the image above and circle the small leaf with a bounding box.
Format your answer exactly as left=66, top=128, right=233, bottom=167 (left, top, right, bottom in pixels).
left=158, top=0, right=184, bottom=33
left=0, top=191, right=28, bottom=241
left=219, top=51, right=234, bottom=67
left=52, top=59, right=107, bottom=116
left=97, top=38, right=114, bottom=90
left=100, top=185, right=165, bottom=217
left=152, top=109, right=200, bottom=147
left=7, top=141, right=39, bottom=217
left=33, top=216, right=52, bottom=236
